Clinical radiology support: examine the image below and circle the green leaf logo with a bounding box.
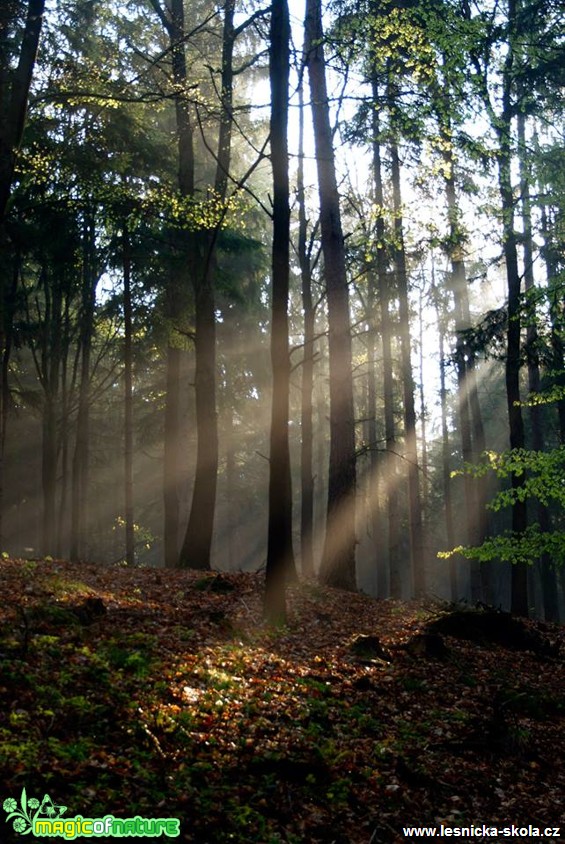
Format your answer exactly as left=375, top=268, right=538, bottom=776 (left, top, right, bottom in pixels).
left=2, top=788, right=63, bottom=835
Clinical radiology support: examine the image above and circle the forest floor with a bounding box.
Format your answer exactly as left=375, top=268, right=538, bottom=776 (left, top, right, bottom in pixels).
left=0, top=558, right=564, bottom=843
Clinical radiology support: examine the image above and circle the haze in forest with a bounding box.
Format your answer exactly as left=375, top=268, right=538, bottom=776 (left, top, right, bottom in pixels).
left=0, top=0, right=564, bottom=622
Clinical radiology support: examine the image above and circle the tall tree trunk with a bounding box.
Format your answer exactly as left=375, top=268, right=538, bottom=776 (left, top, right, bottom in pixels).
left=0, top=0, right=45, bottom=222
left=151, top=0, right=196, bottom=568
left=518, top=113, right=558, bottom=621
left=372, top=103, right=400, bottom=598
left=180, top=0, right=237, bottom=570
left=417, top=283, right=429, bottom=517
left=265, top=0, right=294, bottom=623
left=0, top=0, right=45, bottom=547
left=498, top=115, right=528, bottom=616
left=164, top=339, right=182, bottom=568
left=57, top=290, right=71, bottom=556
left=434, top=278, right=458, bottom=600
left=41, top=264, right=62, bottom=555
left=491, top=1, right=528, bottom=615
left=297, top=76, right=315, bottom=578
left=70, top=211, right=96, bottom=562
left=389, top=131, right=425, bottom=598
left=542, top=203, right=565, bottom=445
left=366, top=266, right=386, bottom=596
left=305, top=0, right=357, bottom=591
left=0, top=241, right=19, bottom=547
left=123, top=222, right=135, bottom=566
left=443, top=145, right=487, bottom=601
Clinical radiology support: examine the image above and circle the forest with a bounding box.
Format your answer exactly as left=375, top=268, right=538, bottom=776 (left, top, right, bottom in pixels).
left=1, top=1, right=565, bottom=840
left=1, top=0, right=564, bottom=620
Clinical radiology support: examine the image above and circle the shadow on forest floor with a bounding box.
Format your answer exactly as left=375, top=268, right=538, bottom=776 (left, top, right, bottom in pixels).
left=0, top=558, right=564, bottom=843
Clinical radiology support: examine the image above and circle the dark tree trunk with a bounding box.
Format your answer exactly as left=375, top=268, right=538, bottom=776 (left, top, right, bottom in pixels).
left=70, top=212, right=96, bottom=562
left=265, top=0, right=294, bottom=623
left=498, top=125, right=528, bottom=616
left=366, top=266, right=386, bottom=596
left=371, top=102, right=399, bottom=598
left=443, top=147, right=488, bottom=602
left=40, top=262, right=62, bottom=555
left=543, top=206, right=565, bottom=445
left=417, top=286, right=429, bottom=519
left=305, top=0, right=357, bottom=591
left=389, top=132, right=425, bottom=598
left=123, top=223, right=135, bottom=566
left=0, top=0, right=45, bottom=547
left=0, top=0, right=45, bottom=222
left=297, top=77, right=315, bottom=578
left=57, top=292, right=72, bottom=557
left=518, top=114, right=558, bottom=621
left=180, top=0, right=237, bottom=570
left=440, top=308, right=458, bottom=601
left=164, top=340, right=182, bottom=568
left=151, top=0, right=196, bottom=568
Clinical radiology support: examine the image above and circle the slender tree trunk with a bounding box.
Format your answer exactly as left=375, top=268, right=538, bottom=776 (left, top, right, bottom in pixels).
left=180, top=0, right=237, bottom=570
left=435, top=282, right=458, bottom=600
left=389, top=131, right=425, bottom=598
left=418, top=283, right=429, bottom=517
left=265, top=0, right=294, bottom=623
left=518, top=114, right=558, bottom=621
left=371, top=103, right=400, bottom=598
left=41, top=265, right=62, bottom=555
left=297, top=77, right=315, bottom=578
left=0, top=241, right=19, bottom=547
left=542, top=202, right=565, bottom=444
left=498, top=112, right=528, bottom=616
left=305, top=0, right=357, bottom=591
left=443, top=147, right=486, bottom=601
left=70, top=211, right=96, bottom=562
left=152, top=0, right=196, bottom=568
left=366, top=267, right=386, bottom=596
left=57, top=291, right=71, bottom=556
left=164, top=339, right=182, bottom=568
left=42, top=402, right=58, bottom=553
left=123, top=223, right=135, bottom=566
left=0, top=0, right=45, bottom=222
left=0, top=0, right=45, bottom=547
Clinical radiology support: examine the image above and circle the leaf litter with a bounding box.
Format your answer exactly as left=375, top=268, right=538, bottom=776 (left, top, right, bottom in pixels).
left=0, top=557, right=564, bottom=843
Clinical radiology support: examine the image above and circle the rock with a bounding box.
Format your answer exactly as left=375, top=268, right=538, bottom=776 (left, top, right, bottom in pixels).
left=349, top=634, right=391, bottom=662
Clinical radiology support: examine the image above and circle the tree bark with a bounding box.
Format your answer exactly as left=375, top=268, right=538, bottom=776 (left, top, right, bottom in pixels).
left=435, top=279, right=458, bottom=600
left=389, top=130, right=425, bottom=598
left=518, top=113, right=558, bottom=621
left=443, top=144, right=488, bottom=602
left=371, top=102, right=400, bottom=598
left=123, top=222, right=135, bottom=566
left=0, top=0, right=45, bottom=548
left=70, top=211, right=96, bottom=562
left=265, top=0, right=295, bottom=622
left=297, top=76, right=315, bottom=578
left=305, top=0, right=357, bottom=591
left=498, top=127, right=528, bottom=616
left=0, top=0, right=45, bottom=222
left=180, top=0, right=237, bottom=570
left=152, top=0, right=196, bottom=568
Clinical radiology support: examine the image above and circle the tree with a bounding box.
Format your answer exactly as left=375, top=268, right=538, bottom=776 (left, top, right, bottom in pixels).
left=297, top=72, right=316, bottom=579
left=305, top=0, right=357, bottom=591
left=265, top=0, right=295, bottom=623
left=0, top=0, right=45, bottom=222
left=0, top=0, right=46, bottom=545
left=179, top=0, right=236, bottom=571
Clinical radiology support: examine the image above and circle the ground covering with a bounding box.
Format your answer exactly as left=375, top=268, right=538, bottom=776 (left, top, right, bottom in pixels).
left=0, top=558, right=564, bottom=843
